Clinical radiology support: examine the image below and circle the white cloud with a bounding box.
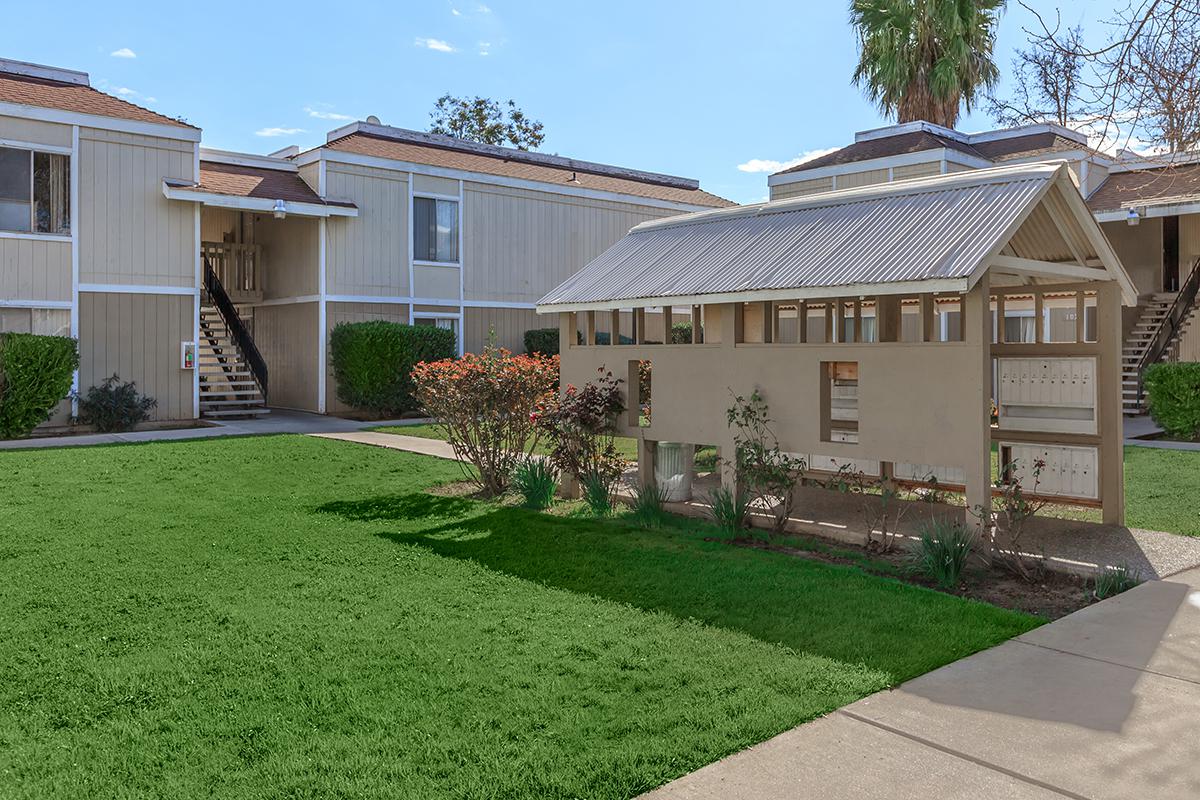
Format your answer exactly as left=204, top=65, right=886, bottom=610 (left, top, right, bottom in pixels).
left=477, top=3, right=491, bottom=12
left=255, top=127, right=305, bottom=137
left=110, top=47, right=136, bottom=59
left=113, top=86, right=157, bottom=104
left=414, top=37, right=456, bottom=53
left=451, top=7, right=461, bottom=14
left=737, top=147, right=841, bottom=174
left=478, top=41, right=491, bottom=56
left=304, top=106, right=353, bottom=121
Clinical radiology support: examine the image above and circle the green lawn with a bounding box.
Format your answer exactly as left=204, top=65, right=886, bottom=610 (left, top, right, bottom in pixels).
left=0, top=436, right=1038, bottom=798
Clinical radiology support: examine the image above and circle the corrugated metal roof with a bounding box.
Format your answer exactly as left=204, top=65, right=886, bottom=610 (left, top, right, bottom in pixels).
left=538, top=162, right=1080, bottom=311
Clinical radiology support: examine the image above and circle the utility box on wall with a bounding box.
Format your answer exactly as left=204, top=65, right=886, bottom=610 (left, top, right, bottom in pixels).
left=181, top=341, right=196, bottom=370
left=996, top=357, right=1097, bottom=435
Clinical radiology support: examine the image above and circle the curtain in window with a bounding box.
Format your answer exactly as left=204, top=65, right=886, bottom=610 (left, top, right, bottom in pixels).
left=1004, top=316, right=1036, bottom=343
left=413, top=197, right=459, bottom=262
left=34, top=153, right=69, bottom=234
left=0, top=147, right=31, bottom=233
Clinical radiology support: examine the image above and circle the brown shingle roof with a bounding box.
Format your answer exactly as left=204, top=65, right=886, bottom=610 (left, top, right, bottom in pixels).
left=1087, top=163, right=1200, bottom=212
left=195, top=161, right=353, bottom=207
left=322, top=132, right=733, bottom=208
left=973, top=131, right=1081, bottom=161
left=775, top=131, right=985, bottom=174
left=0, top=70, right=195, bottom=129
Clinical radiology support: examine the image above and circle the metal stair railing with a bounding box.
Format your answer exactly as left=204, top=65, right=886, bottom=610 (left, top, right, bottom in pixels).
left=203, top=257, right=268, bottom=398
left=1137, top=256, right=1200, bottom=401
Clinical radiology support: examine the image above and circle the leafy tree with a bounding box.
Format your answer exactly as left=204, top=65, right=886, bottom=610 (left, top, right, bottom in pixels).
left=429, top=95, right=545, bottom=150
left=850, top=0, right=1007, bottom=128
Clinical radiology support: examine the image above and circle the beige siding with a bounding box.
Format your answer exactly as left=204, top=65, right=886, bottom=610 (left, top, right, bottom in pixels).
left=413, top=174, right=459, bottom=196
left=201, top=208, right=239, bottom=241
left=79, top=128, right=196, bottom=287
left=78, top=292, right=193, bottom=420
left=1178, top=315, right=1200, bottom=361
left=770, top=176, right=833, bottom=200
left=1180, top=213, right=1200, bottom=280
left=463, top=306, right=542, bottom=354
left=1085, top=163, right=1110, bottom=197
left=0, top=238, right=71, bottom=302
left=0, top=114, right=71, bottom=148
left=298, top=162, right=320, bottom=195
left=256, top=215, right=319, bottom=299
left=893, top=162, right=941, bottom=180
left=463, top=182, right=675, bottom=304
left=1102, top=219, right=1162, bottom=296
left=413, top=263, right=459, bottom=299
left=325, top=301, right=410, bottom=413
left=325, top=163, right=408, bottom=296
left=946, top=161, right=973, bottom=173
left=255, top=301, right=319, bottom=412
left=837, top=168, right=891, bottom=189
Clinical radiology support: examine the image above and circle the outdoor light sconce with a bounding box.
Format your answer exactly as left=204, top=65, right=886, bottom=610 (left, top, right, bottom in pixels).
left=273, top=199, right=287, bottom=219
left=1127, top=207, right=1141, bottom=226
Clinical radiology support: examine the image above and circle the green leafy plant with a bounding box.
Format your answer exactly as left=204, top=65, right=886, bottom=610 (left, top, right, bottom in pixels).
left=629, top=482, right=670, bottom=528
left=670, top=321, right=697, bottom=344
left=1093, top=563, right=1143, bottom=600
left=907, top=519, right=976, bottom=589
left=74, top=374, right=157, bottom=432
left=538, top=368, right=627, bottom=492
left=523, top=328, right=561, bottom=356
left=828, top=465, right=911, bottom=553
left=1145, top=362, right=1200, bottom=440
left=707, top=485, right=750, bottom=536
left=512, top=458, right=558, bottom=510
left=975, top=458, right=1049, bottom=582
left=581, top=472, right=615, bottom=516
left=726, top=390, right=805, bottom=536
left=412, top=346, right=558, bottom=496
left=0, top=333, right=79, bottom=439
left=330, top=321, right=456, bottom=417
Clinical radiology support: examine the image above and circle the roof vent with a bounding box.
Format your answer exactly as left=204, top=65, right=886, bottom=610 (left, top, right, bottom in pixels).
left=366, top=115, right=381, bottom=125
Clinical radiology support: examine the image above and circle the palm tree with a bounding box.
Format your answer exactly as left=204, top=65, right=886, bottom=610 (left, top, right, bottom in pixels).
left=850, top=0, right=1006, bottom=128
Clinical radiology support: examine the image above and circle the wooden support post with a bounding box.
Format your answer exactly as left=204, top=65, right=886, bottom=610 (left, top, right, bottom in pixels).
left=963, top=275, right=994, bottom=534
left=761, top=301, right=773, bottom=343
left=824, top=301, right=835, bottom=343
left=691, top=305, right=702, bottom=344
left=638, top=439, right=656, bottom=489
left=995, top=293, right=1006, bottom=344
left=559, top=312, right=574, bottom=354
left=877, top=295, right=900, bottom=342
left=853, top=299, right=863, bottom=343
left=920, top=294, right=936, bottom=342
left=584, top=310, right=596, bottom=346
left=797, top=300, right=807, bottom=343
left=1097, top=282, right=1125, bottom=525
left=733, top=302, right=745, bottom=344
left=1034, top=291, right=1045, bottom=344
left=610, top=309, right=620, bottom=346
left=1075, top=291, right=1086, bottom=343
left=661, top=305, right=673, bottom=344
left=634, top=307, right=646, bottom=344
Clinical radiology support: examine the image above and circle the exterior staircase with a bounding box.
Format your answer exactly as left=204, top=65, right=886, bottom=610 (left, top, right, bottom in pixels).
left=198, top=305, right=269, bottom=419
left=1122, top=294, right=1174, bottom=415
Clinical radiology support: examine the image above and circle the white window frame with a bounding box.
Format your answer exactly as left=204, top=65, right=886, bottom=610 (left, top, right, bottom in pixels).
left=411, top=191, right=461, bottom=266
left=412, top=310, right=463, bottom=356
left=0, top=139, right=72, bottom=239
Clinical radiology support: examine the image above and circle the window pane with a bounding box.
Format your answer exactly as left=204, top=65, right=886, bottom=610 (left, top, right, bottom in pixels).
left=435, top=199, right=458, bottom=262
left=413, top=197, right=435, bottom=261
left=0, top=147, right=31, bottom=232
left=33, top=152, right=69, bottom=234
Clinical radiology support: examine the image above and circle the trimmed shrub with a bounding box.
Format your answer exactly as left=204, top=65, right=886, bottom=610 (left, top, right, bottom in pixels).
left=330, top=321, right=456, bottom=416
left=1145, top=362, right=1200, bottom=440
left=0, top=333, right=78, bottom=439
left=670, top=321, right=694, bottom=344
left=75, top=374, right=157, bottom=432
left=412, top=346, right=559, bottom=496
left=523, top=328, right=560, bottom=356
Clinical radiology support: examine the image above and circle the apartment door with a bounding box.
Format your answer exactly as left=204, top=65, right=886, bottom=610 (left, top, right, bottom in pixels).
left=1163, top=215, right=1180, bottom=292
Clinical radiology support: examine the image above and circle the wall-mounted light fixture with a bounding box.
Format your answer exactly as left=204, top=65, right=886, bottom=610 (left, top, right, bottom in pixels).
left=1126, top=207, right=1141, bottom=226
left=273, top=199, right=287, bottom=219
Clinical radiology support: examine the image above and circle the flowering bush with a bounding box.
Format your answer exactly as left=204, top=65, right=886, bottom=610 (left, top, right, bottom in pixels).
left=412, top=345, right=558, bottom=496
left=538, top=368, right=626, bottom=494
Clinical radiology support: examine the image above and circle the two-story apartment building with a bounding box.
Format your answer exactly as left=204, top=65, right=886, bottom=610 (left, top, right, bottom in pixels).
left=767, top=120, right=1200, bottom=413
left=0, top=58, right=729, bottom=425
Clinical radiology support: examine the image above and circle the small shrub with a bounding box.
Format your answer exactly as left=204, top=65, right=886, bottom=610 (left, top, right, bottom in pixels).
left=629, top=482, right=669, bottom=528
left=907, top=519, right=975, bottom=589
left=74, top=375, right=157, bottom=432
left=1145, top=362, right=1200, bottom=440
left=978, top=458, right=1049, bottom=582
left=1093, top=563, right=1143, bottom=600
left=512, top=458, right=558, bottom=510
left=581, top=472, right=614, bottom=516
left=330, top=321, right=456, bottom=417
left=538, top=368, right=627, bottom=489
left=0, top=333, right=79, bottom=439
left=670, top=321, right=694, bottom=344
left=726, top=390, right=806, bottom=536
left=413, top=346, right=558, bottom=496
left=707, top=485, right=749, bottom=536
left=523, top=328, right=560, bottom=356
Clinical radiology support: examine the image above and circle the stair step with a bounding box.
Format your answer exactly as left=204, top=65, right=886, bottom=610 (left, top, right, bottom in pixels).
left=200, top=400, right=266, bottom=408
left=200, top=389, right=263, bottom=398
left=201, top=408, right=271, bottom=418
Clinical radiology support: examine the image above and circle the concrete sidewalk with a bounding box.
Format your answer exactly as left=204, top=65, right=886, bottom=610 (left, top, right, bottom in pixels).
left=643, top=567, right=1200, bottom=799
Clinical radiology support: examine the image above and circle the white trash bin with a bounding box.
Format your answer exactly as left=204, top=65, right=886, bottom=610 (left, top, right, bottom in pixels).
left=654, top=442, right=695, bottom=502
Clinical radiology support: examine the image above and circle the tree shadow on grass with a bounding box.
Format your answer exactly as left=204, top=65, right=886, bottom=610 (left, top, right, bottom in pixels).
left=320, top=493, right=1038, bottom=683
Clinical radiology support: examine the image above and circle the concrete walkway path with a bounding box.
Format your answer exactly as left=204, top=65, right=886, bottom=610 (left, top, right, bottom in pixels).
left=643, top=567, right=1200, bottom=799
left=309, top=429, right=460, bottom=460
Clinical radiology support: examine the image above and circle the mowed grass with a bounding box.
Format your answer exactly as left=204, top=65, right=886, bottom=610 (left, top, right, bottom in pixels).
left=0, top=436, right=1037, bottom=799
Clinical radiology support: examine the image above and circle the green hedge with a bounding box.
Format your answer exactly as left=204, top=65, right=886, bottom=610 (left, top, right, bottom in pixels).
left=1145, top=362, right=1200, bottom=440
left=0, top=333, right=79, bottom=439
left=524, top=328, right=560, bottom=356
left=330, top=321, right=456, bottom=416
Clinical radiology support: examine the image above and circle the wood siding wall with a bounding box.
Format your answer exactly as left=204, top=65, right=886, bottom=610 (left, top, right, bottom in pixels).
left=770, top=176, right=833, bottom=200
left=1103, top=219, right=1162, bottom=297
left=325, top=164, right=409, bottom=296
left=79, top=128, right=196, bottom=287
left=838, top=168, right=891, bottom=188
left=255, top=301, right=319, bottom=412
left=893, top=162, right=941, bottom=180
left=256, top=215, right=319, bottom=299
left=0, top=238, right=70, bottom=302
left=463, top=306, right=541, bottom=354
left=325, top=301, right=410, bottom=413
left=78, top=292, right=193, bottom=420
left=462, top=182, right=675, bottom=304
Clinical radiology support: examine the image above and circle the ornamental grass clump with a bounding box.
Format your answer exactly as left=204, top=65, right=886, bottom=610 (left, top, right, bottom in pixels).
left=512, top=458, right=558, bottom=510
left=907, top=519, right=976, bottom=589
left=629, top=482, right=670, bottom=528
left=1092, top=563, right=1143, bottom=600
left=412, top=345, right=558, bottom=496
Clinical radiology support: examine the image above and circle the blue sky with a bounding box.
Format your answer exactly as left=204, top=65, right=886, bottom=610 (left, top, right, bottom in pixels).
left=5, top=0, right=1109, bottom=204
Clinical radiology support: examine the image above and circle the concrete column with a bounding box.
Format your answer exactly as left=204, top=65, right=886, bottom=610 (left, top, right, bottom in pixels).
left=1098, top=281, right=1126, bottom=525
left=637, top=438, right=656, bottom=489
left=963, top=276, right=994, bottom=532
